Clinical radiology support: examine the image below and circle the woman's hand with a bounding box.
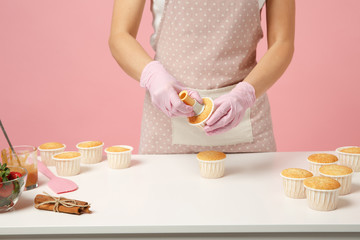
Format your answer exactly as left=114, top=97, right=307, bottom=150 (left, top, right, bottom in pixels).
left=204, top=81, right=256, bottom=136
left=141, top=61, right=202, bottom=118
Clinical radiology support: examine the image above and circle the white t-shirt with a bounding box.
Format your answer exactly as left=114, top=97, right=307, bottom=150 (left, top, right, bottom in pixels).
left=150, top=0, right=266, bottom=49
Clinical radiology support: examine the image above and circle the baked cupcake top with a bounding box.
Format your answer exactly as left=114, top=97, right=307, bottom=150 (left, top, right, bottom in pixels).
left=77, top=141, right=103, bottom=148
left=197, top=151, right=226, bottom=161
left=339, top=147, right=360, bottom=154
left=106, top=146, right=131, bottom=152
left=319, top=164, right=353, bottom=176
left=53, top=152, right=81, bottom=159
left=304, top=176, right=340, bottom=190
left=281, top=168, right=313, bottom=179
left=39, top=142, right=65, bottom=150
left=307, top=153, right=338, bottom=163
left=188, top=98, right=213, bottom=124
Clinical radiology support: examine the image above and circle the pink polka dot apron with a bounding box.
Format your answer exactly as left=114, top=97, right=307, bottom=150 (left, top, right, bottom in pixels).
left=139, top=0, right=276, bottom=154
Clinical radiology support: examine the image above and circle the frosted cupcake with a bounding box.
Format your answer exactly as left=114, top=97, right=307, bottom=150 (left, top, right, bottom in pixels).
left=280, top=168, right=313, bottom=199
left=319, top=164, right=353, bottom=195
left=307, top=153, right=338, bottom=176
left=105, top=145, right=133, bottom=169
left=76, top=141, right=104, bottom=164
left=38, top=142, right=66, bottom=166
left=197, top=151, right=226, bottom=178
left=52, top=151, right=81, bottom=176
left=336, top=146, right=360, bottom=172
left=304, top=176, right=341, bottom=211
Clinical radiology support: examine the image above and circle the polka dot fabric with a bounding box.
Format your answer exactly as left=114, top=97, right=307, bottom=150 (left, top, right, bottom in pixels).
left=155, top=0, right=263, bottom=90
left=139, top=0, right=276, bottom=154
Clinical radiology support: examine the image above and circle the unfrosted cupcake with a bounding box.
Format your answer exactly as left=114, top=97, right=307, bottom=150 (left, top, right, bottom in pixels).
left=178, top=90, right=215, bottom=130
left=307, top=153, right=338, bottom=176
left=105, top=145, right=133, bottom=169
left=187, top=98, right=214, bottom=130
left=304, top=176, right=341, bottom=211
left=197, top=151, right=226, bottom=178
left=76, top=141, right=104, bottom=164
left=336, top=146, right=360, bottom=172
left=52, top=151, right=81, bottom=176
left=319, top=164, right=353, bottom=195
left=280, top=168, right=313, bottom=199
left=38, top=142, right=66, bottom=166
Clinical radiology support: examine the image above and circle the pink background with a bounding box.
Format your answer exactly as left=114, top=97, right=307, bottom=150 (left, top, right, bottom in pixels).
left=0, top=1, right=359, bottom=153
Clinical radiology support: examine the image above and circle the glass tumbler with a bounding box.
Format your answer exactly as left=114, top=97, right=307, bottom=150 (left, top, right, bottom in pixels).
left=1, top=145, right=38, bottom=190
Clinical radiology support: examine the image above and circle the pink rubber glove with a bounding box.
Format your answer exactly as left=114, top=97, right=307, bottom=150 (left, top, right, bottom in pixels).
left=203, top=81, right=256, bottom=136
left=140, top=61, right=203, bottom=117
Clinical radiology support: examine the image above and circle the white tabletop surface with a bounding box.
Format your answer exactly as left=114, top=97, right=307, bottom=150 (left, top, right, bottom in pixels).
left=1, top=152, right=360, bottom=235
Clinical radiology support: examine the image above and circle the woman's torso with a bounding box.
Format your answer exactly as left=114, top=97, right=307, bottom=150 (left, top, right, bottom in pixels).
left=150, top=0, right=266, bottom=50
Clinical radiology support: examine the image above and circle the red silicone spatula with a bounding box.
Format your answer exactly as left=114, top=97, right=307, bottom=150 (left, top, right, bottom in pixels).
left=37, top=160, right=78, bottom=194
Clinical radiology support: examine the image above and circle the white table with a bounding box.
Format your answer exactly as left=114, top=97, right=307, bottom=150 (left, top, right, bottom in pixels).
left=1, top=152, right=360, bottom=240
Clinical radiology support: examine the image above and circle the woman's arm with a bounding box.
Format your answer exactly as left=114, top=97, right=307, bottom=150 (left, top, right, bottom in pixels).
left=244, top=0, right=295, bottom=98
left=108, top=0, right=153, bottom=81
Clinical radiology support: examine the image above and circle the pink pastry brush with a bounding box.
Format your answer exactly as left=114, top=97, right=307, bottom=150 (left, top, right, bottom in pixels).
left=37, top=160, right=78, bottom=194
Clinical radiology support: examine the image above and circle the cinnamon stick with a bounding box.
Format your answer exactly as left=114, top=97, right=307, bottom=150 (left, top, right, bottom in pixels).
left=34, top=194, right=91, bottom=215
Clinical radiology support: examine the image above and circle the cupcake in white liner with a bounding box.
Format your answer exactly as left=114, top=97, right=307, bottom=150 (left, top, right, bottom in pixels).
left=197, top=151, right=226, bottom=179
left=307, top=153, right=338, bottom=176
left=38, top=142, right=66, bottom=166
left=52, top=152, right=81, bottom=176
left=178, top=90, right=215, bottom=130
left=105, top=145, right=133, bottom=169
left=336, top=146, right=360, bottom=172
left=76, top=141, right=104, bottom=164
left=303, top=176, right=341, bottom=211
left=280, top=168, right=313, bottom=199
left=187, top=98, right=214, bottom=130
left=319, top=164, right=353, bottom=195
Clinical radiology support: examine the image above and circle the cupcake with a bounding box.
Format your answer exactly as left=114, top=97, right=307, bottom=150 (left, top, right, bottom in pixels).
left=76, top=141, right=104, bottom=164
left=303, top=176, right=341, bottom=211
left=319, top=164, right=353, bottom=195
left=196, top=151, right=226, bottom=178
left=187, top=98, right=214, bottom=130
left=38, top=142, right=66, bottom=166
left=280, top=168, right=313, bottom=199
left=336, top=146, right=360, bottom=172
left=105, top=145, right=133, bottom=169
left=52, top=152, right=81, bottom=176
left=307, top=153, right=338, bottom=176
left=178, top=90, right=214, bottom=130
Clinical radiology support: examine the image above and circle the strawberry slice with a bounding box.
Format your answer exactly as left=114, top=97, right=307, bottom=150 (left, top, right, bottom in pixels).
left=8, top=172, right=22, bottom=180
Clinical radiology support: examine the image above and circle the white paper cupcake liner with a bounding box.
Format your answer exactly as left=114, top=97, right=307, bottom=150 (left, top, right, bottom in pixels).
left=53, top=155, right=81, bottom=176
left=304, top=187, right=340, bottom=211
left=307, top=160, right=338, bottom=176
left=197, top=159, right=225, bottom=179
left=105, top=145, right=133, bottom=169
left=38, top=146, right=66, bottom=166
left=76, top=142, right=104, bottom=164
left=319, top=172, right=353, bottom=195
left=336, top=147, right=360, bottom=172
left=280, top=174, right=307, bottom=199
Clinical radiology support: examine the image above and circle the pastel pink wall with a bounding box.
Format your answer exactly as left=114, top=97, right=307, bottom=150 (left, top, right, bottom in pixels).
left=1, top=1, right=359, bottom=153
